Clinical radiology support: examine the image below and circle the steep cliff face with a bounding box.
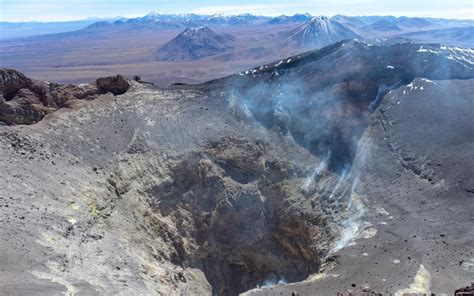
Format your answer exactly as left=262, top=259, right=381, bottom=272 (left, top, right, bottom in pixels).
left=109, top=136, right=336, bottom=295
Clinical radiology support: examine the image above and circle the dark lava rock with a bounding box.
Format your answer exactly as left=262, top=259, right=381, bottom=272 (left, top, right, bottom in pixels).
left=464, top=180, right=474, bottom=194
left=133, top=75, right=154, bottom=85
left=96, top=75, right=130, bottom=95
left=456, top=283, right=474, bottom=296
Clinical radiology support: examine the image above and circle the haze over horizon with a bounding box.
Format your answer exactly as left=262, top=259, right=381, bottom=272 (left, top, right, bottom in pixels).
left=1, top=0, right=474, bottom=22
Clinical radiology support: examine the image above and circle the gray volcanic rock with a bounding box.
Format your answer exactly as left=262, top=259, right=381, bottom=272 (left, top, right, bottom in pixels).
left=286, top=16, right=361, bottom=49
left=156, top=26, right=236, bottom=61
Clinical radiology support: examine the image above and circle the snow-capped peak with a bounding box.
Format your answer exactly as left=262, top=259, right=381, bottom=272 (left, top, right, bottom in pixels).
left=182, top=26, right=209, bottom=36
left=288, top=16, right=361, bottom=49
left=145, top=11, right=160, bottom=19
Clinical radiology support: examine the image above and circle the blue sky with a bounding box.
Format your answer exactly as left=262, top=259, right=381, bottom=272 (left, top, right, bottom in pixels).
left=1, top=0, right=473, bottom=22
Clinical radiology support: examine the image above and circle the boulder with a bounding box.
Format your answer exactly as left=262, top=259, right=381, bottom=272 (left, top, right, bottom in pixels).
left=0, top=68, right=32, bottom=98
left=96, top=75, right=130, bottom=95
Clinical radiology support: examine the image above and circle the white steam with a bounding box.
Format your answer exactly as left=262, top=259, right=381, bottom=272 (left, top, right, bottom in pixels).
left=332, top=180, right=365, bottom=252
left=369, top=81, right=400, bottom=111
left=302, top=153, right=330, bottom=192
left=332, top=137, right=372, bottom=252
left=260, top=277, right=288, bottom=287
left=328, top=168, right=349, bottom=200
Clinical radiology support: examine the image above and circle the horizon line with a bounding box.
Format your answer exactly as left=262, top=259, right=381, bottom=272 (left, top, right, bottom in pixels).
left=2, top=12, right=474, bottom=23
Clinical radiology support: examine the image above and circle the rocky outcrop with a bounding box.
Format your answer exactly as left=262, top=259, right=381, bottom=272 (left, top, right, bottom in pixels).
left=0, top=68, right=34, bottom=97
left=0, top=69, right=130, bottom=125
left=0, top=68, right=51, bottom=125
left=96, top=75, right=130, bottom=95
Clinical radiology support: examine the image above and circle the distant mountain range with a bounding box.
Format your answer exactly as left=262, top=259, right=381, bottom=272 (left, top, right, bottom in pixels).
left=150, top=15, right=472, bottom=61
left=1, top=12, right=472, bottom=85
left=115, top=12, right=271, bottom=28
left=2, top=13, right=473, bottom=41
left=0, top=17, right=125, bottom=40
left=267, top=13, right=313, bottom=24
left=400, top=26, right=474, bottom=48
left=364, top=19, right=402, bottom=32
left=101, top=13, right=474, bottom=36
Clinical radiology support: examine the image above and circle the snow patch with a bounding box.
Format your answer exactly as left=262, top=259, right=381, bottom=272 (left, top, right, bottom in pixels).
left=420, top=78, right=435, bottom=84
left=417, top=46, right=439, bottom=54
